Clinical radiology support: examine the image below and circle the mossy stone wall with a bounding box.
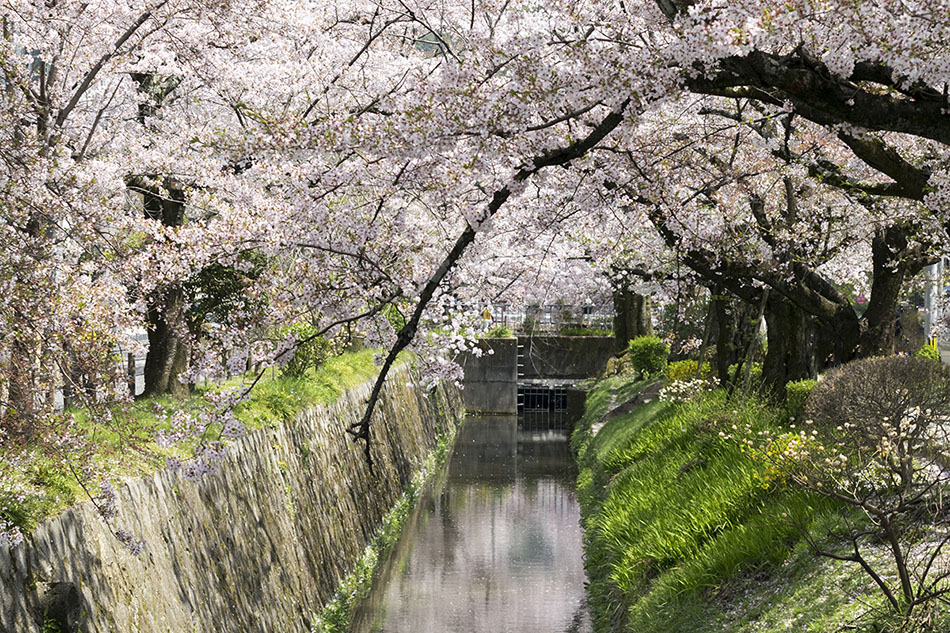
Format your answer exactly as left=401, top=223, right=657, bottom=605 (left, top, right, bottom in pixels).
left=0, top=366, right=462, bottom=633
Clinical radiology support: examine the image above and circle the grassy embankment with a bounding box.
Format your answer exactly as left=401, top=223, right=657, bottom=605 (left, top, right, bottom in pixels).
left=2, top=348, right=383, bottom=533
left=572, top=375, right=913, bottom=632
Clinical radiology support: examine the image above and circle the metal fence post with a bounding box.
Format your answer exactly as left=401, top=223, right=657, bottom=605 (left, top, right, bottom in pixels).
left=127, top=353, right=136, bottom=397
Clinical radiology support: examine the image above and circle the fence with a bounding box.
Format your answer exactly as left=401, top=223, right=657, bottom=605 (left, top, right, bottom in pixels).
left=487, top=303, right=614, bottom=333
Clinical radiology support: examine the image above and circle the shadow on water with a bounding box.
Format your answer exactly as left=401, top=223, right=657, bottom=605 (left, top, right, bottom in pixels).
left=350, top=414, right=592, bottom=633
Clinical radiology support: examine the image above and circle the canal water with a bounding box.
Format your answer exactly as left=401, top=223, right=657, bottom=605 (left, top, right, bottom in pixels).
left=350, top=414, right=592, bottom=633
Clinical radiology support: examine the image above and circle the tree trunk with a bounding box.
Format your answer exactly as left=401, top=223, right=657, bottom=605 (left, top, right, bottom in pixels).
left=4, top=338, right=37, bottom=440
left=712, top=290, right=760, bottom=387
left=858, top=230, right=908, bottom=357
left=130, top=73, right=191, bottom=398
left=142, top=287, right=191, bottom=398
left=613, top=289, right=652, bottom=351
left=762, top=295, right=818, bottom=396
left=139, top=180, right=190, bottom=398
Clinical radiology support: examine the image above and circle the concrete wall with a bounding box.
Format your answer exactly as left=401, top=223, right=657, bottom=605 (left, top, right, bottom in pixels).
left=458, top=339, right=518, bottom=414
left=459, top=336, right=613, bottom=413
left=519, top=336, right=616, bottom=379
left=0, top=366, right=463, bottom=633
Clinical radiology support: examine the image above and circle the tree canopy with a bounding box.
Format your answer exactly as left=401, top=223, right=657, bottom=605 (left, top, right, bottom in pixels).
left=2, top=0, right=950, bottom=537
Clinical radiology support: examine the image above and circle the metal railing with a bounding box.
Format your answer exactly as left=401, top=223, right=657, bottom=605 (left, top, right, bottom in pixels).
left=488, top=304, right=614, bottom=333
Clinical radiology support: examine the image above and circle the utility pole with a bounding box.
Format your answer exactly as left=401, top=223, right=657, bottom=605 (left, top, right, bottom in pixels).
left=923, top=258, right=945, bottom=356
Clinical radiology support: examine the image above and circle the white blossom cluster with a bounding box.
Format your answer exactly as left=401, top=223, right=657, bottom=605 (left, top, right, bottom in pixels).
left=659, top=377, right=719, bottom=403
left=0, top=517, right=24, bottom=548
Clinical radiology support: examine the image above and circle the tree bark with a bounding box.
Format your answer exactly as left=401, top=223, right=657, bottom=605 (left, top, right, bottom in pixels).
left=613, top=289, right=652, bottom=351
left=138, top=180, right=191, bottom=398
left=712, top=289, right=758, bottom=387
left=4, top=338, right=37, bottom=441
left=858, top=229, right=908, bottom=357
left=142, top=287, right=191, bottom=398
left=762, top=295, right=818, bottom=396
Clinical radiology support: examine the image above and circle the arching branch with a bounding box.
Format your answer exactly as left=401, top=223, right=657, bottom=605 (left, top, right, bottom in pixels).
left=348, top=101, right=630, bottom=470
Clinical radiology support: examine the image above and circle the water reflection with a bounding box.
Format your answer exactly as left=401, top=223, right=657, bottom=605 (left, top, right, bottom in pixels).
left=350, top=415, right=592, bottom=633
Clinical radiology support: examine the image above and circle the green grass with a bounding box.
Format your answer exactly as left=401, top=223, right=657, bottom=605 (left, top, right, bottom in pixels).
left=573, top=380, right=899, bottom=633
left=231, top=349, right=381, bottom=428
left=482, top=325, right=513, bottom=338
left=1, top=349, right=383, bottom=533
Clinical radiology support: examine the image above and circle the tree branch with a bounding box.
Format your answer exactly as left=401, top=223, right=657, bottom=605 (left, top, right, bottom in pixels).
left=688, top=49, right=950, bottom=146
left=56, top=1, right=168, bottom=129
left=348, top=101, right=629, bottom=469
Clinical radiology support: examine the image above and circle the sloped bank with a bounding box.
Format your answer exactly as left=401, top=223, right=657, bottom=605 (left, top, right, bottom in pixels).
left=0, top=365, right=463, bottom=633
left=571, top=375, right=923, bottom=633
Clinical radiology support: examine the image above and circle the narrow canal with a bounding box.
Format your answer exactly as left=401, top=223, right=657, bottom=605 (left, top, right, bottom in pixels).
left=350, top=414, right=592, bottom=633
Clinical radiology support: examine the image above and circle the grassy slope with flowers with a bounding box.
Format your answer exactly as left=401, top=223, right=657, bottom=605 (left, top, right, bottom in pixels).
left=1, top=348, right=383, bottom=540
left=572, top=375, right=905, bottom=633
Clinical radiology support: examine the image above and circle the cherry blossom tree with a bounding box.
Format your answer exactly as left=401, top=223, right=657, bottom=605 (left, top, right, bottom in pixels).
left=4, top=0, right=950, bottom=541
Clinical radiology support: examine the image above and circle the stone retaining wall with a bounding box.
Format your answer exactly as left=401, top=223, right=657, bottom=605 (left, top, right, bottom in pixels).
left=0, top=365, right=463, bottom=633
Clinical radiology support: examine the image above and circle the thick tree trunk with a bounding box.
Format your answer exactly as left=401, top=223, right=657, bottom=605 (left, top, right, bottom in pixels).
left=811, top=319, right=845, bottom=369
left=762, top=296, right=818, bottom=396
left=613, top=289, right=652, bottom=351
left=142, top=287, right=191, bottom=398
left=4, top=338, right=37, bottom=440
left=712, top=292, right=731, bottom=383
left=858, top=230, right=908, bottom=357
left=712, top=290, right=760, bottom=387
left=138, top=181, right=190, bottom=398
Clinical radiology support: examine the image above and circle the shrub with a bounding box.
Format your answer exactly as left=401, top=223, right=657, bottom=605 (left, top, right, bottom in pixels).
left=658, top=378, right=711, bottom=403
left=792, top=356, right=950, bottom=619
left=283, top=324, right=333, bottom=378
left=666, top=359, right=711, bottom=382
left=784, top=379, right=817, bottom=421
left=806, top=355, right=950, bottom=437
left=915, top=343, right=940, bottom=361
left=602, top=354, right=632, bottom=378
left=628, top=336, right=669, bottom=378
left=484, top=325, right=513, bottom=338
